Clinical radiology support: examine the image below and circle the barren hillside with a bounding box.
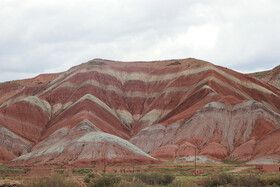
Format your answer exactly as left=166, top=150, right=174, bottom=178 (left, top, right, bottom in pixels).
left=0, top=58, right=279, bottom=166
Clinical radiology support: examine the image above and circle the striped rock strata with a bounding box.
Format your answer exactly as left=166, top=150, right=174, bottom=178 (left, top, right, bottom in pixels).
left=249, top=65, right=280, bottom=90
left=0, top=58, right=279, bottom=166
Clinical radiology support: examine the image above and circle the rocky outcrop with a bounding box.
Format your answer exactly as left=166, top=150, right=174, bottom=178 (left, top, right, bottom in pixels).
left=0, top=58, right=279, bottom=166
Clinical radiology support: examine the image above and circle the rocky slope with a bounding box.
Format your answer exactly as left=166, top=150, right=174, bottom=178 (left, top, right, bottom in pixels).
left=0, top=58, right=280, bottom=166
left=249, top=65, right=280, bottom=90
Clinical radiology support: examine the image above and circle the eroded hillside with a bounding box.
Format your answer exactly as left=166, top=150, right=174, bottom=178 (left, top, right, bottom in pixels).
left=0, top=58, right=280, bottom=166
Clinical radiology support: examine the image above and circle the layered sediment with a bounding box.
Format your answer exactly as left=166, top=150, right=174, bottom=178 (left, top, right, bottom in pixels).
left=0, top=58, right=279, bottom=166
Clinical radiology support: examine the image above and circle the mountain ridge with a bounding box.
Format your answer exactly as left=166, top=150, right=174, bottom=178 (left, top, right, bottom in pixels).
left=0, top=58, right=279, bottom=166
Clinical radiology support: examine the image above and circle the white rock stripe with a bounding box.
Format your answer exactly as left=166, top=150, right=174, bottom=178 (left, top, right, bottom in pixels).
left=52, top=79, right=122, bottom=95
left=52, top=110, right=130, bottom=139
left=0, top=96, right=51, bottom=115
left=78, top=132, right=155, bottom=159
left=4, top=77, right=252, bottom=129
left=0, top=113, right=43, bottom=131
left=232, top=100, right=280, bottom=119
left=44, top=74, right=252, bottom=102
left=139, top=109, right=172, bottom=126
left=66, top=94, right=118, bottom=118
left=0, top=96, right=25, bottom=108
left=40, top=65, right=278, bottom=102
left=0, top=125, right=31, bottom=145
left=48, top=65, right=277, bottom=96
left=116, top=109, right=134, bottom=125
left=22, top=96, right=51, bottom=115
left=14, top=130, right=155, bottom=162
left=0, top=76, right=258, bottom=123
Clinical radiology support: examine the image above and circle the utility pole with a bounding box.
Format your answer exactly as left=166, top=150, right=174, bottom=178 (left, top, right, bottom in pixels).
left=103, top=142, right=106, bottom=174
left=194, top=147, right=197, bottom=176
left=192, top=137, right=203, bottom=176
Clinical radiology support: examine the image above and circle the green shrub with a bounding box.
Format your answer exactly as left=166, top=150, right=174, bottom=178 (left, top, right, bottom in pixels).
left=173, top=180, right=198, bottom=187
left=203, top=174, right=267, bottom=187
left=88, top=173, right=95, bottom=178
left=203, top=173, right=234, bottom=187
left=54, top=168, right=65, bottom=174
left=84, top=177, right=90, bottom=183
left=262, top=174, right=280, bottom=186
left=248, top=71, right=268, bottom=78
left=84, top=173, right=95, bottom=184
left=72, top=168, right=91, bottom=174
left=136, top=173, right=175, bottom=186
left=0, top=166, right=23, bottom=173
left=91, top=175, right=121, bottom=187
left=236, top=175, right=264, bottom=187
left=88, top=61, right=106, bottom=66
left=26, top=175, right=76, bottom=187
left=167, top=61, right=181, bottom=66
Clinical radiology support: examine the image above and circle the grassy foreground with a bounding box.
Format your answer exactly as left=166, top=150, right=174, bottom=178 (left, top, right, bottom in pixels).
left=24, top=172, right=280, bottom=187
left=0, top=162, right=280, bottom=186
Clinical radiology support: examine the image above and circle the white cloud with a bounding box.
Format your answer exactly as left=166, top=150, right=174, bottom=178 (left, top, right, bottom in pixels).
left=0, top=0, right=280, bottom=82
left=185, top=24, right=219, bottom=49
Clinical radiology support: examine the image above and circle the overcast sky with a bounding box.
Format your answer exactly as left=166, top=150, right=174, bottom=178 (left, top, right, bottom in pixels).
left=1, top=0, right=280, bottom=82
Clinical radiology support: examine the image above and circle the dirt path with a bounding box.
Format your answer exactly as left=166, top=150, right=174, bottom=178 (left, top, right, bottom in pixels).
left=226, top=167, right=249, bottom=173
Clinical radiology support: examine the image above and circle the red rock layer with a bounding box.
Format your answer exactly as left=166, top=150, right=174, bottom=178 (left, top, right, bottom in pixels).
left=0, top=58, right=279, bottom=166
left=0, top=147, right=15, bottom=162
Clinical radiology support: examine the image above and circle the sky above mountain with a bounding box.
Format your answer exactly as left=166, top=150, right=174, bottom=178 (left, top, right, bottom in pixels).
left=1, top=0, right=280, bottom=82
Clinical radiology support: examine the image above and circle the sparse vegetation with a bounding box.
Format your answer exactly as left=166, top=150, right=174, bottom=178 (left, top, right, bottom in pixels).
left=84, top=176, right=90, bottom=183
left=2, top=162, right=280, bottom=186
left=88, top=173, right=95, bottom=178
left=201, top=173, right=280, bottom=187
left=72, top=168, right=92, bottom=174
left=0, top=166, right=23, bottom=174
left=88, top=60, right=107, bottom=66
left=173, top=180, right=199, bottom=187
left=136, top=173, right=175, bottom=186
left=264, top=174, right=280, bottom=186
left=83, top=173, right=95, bottom=184
left=238, top=175, right=264, bottom=187
left=248, top=71, right=269, bottom=78
left=90, top=175, right=121, bottom=187
left=167, top=61, right=181, bottom=66
left=222, top=158, right=245, bottom=165
left=18, top=171, right=280, bottom=187
left=25, top=175, right=77, bottom=187
left=54, top=168, right=65, bottom=174
left=202, top=173, right=235, bottom=186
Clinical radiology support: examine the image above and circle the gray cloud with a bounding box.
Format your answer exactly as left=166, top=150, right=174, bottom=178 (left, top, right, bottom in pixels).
left=1, top=0, right=280, bottom=82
